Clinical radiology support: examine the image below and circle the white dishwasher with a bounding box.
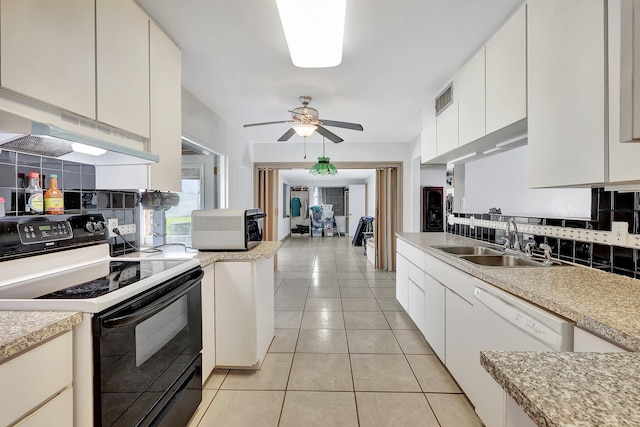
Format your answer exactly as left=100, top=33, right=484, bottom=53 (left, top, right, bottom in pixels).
left=469, top=278, right=574, bottom=427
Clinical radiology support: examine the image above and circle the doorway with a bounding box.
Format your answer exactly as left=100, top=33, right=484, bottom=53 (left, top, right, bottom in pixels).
left=254, top=161, right=402, bottom=271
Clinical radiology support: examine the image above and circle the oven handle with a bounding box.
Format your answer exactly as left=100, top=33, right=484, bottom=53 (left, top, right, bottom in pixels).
left=102, top=270, right=204, bottom=328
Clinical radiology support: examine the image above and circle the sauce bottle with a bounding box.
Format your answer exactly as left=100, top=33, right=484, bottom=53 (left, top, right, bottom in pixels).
left=25, top=172, right=44, bottom=215
left=44, top=174, right=64, bottom=214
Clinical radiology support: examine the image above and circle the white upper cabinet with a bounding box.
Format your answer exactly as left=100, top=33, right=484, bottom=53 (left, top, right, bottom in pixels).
left=0, top=0, right=96, bottom=119
left=436, top=101, right=458, bottom=155
left=486, top=4, right=527, bottom=134
left=149, top=20, right=182, bottom=191
left=527, top=0, right=607, bottom=188
left=457, top=48, right=486, bottom=146
left=96, top=0, right=150, bottom=138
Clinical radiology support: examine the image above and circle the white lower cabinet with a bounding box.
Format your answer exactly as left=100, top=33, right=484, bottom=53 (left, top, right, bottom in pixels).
left=0, top=331, right=73, bottom=426
left=505, top=395, right=537, bottom=427
left=444, top=288, right=475, bottom=393
left=395, top=253, right=409, bottom=311
left=214, top=258, right=275, bottom=369
left=201, top=264, right=215, bottom=383
left=407, top=262, right=426, bottom=333
left=423, top=273, right=446, bottom=362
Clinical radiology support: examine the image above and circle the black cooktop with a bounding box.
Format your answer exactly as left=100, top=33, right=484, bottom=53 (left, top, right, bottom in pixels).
left=36, top=260, right=186, bottom=300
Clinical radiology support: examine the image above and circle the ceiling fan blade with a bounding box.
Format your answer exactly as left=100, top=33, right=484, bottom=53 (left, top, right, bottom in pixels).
left=243, top=120, right=292, bottom=128
left=277, top=128, right=296, bottom=141
left=316, top=126, right=344, bottom=143
left=320, top=119, right=363, bottom=131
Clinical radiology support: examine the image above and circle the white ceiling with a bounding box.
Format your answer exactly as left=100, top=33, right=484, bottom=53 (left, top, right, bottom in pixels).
left=136, top=0, right=524, bottom=145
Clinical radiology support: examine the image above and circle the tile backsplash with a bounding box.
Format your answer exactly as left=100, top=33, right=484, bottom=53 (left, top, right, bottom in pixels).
left=0, top=150, right=139, bottom=256
left=448, top=188, right=640, bottom=279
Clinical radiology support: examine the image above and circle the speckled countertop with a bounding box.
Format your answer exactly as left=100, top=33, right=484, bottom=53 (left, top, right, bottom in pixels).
left=480, top=351, right=640, bottom=427
left=195, top=241, right=281, bottom=268
left=397, top=232, right=640, bottom=351
left=0, top=311, right=82, bottom=362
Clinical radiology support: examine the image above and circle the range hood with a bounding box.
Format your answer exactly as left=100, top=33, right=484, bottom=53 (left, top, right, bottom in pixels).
left=0, top=109, right=158, bottom=165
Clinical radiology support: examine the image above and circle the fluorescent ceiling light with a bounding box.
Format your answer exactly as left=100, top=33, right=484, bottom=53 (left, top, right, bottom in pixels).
left=495, top=135, right=526, bottom=148
left=482, top=147, right=502, bottom=155
left=71, top=142, right=106, bottom=156
left=276, top=0, right=346, bottom=68
left=293, top=123, right=318, bottom=137
left=447, top=152, right=477, bottom=165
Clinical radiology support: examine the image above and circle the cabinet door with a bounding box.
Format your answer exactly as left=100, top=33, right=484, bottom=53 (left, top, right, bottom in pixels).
left=148, top=21, right=182, bottom=191
left=0, top=0, right=95, bottom=118
left=408, top=278, right=426, bottom=334
left=457, top=48, right=486, bottom=146
left=486, top=4, right=527, bottom=134
left=395, top=253, right=409, bottom=310
left=573, top=327, right=627, bottom=352
left=527, top=0, right=606, bottom=187
left=201, top=264, right=215, bottom=383
left=15, top=388, right=73, bottom=427
left=436, top=101, right=459, bottom=155
left=96, top=0, right=150, bottom=138
left=444, top=289, right=475, bottom=395
left=423, top=273, right=446, bottom=362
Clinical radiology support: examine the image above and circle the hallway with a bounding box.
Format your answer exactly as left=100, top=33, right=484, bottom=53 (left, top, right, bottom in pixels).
left=189, top=236, right=483, bottom=426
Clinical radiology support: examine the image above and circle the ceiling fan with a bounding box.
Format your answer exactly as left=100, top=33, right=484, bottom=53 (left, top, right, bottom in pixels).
left=243, top=96, right=363, bottom=143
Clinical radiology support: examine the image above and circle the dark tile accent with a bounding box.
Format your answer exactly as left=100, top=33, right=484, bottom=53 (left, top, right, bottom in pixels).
left=64, top=192, right=82, bottom=211
left=565, top=220, right=587, bottom=229
left=613, top=268, right=635, bottom=278
left=16, top=190, right=25, bottom=214
left=82, top=164, right=96, bottom=174
left=598, top=189, right=613, bottom=211
left=559, top=239, right=574, bottom=261
left=0, top=163, right=16, bottom=187
left=614, top=191, right=635, bottom=211
left=592, top=243, right=612, bottom=266
left=111, top=193, right=124, bottom=209
left=62, top=161, right=82, bottom=172
left=124, top=193, right=136, bottom=209
left=612, top=246, right=635, bottom=271
left=42, top=158, right=63, bottom=170
left=63, top=172, right=82, bottom=190
left=575, top=242, right=592, bottom=266
left=18, top=153, right=41, bottom=167
left=0, top=188, right=14, bottom=214
left=0, top=150, right=17, bottom=164
left=82, top=173, right=96, bottom=190
left=544, top=218, right=564, bottom=227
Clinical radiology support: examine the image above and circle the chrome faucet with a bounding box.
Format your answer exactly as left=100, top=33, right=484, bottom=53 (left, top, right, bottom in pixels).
left=504, top=217, right=521, bottom=252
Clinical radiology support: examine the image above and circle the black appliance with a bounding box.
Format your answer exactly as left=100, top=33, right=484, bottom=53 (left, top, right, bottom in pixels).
left=0, top=214, right=203, bottom=427
left=422, top=187, right=444, bottom=232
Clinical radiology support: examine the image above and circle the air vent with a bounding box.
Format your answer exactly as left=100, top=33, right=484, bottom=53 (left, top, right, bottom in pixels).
left=60, top=112, right=146, bottom=143
left=60, top=112, right=80, bottom=126
left=435, top=84, right=453, bottom=115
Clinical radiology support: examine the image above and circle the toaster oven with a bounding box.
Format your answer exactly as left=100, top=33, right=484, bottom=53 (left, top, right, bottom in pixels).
left=191, top=208, right=266, bottom=251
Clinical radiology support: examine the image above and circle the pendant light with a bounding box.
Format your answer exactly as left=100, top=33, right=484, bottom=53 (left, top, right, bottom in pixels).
left=309, top=137, right=338, bottom=175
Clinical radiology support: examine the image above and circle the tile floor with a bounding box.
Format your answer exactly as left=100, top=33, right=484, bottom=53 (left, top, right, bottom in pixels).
left=188, top=236, right=483, bottom=427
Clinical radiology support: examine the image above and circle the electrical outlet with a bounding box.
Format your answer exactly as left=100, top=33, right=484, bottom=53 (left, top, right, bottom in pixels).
left=611, top=221, right=628, bottom=244
left=107, top=219, right=119, bottom=237
left=117, top=224, right=137, bottom=235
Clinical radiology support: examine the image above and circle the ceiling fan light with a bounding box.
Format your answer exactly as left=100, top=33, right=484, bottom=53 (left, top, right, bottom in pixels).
left=309, top=156, right=338, bottom=176
left=293, top=123, right=318, bottom=137
left=276, top=0, right=346, bottom=68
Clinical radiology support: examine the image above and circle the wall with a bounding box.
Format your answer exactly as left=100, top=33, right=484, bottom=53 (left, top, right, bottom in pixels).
left=182, top=88, right=253, bottom=209
left=463, top=145, right=591, bottom=218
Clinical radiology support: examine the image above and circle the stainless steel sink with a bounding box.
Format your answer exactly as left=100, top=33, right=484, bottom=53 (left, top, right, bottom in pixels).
left=434, top=245, right=504, bottom=256
left=459, top=255, right=566, bottom=267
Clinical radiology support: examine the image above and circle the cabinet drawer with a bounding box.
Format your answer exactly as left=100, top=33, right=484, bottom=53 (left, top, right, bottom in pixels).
left=407, top=263, right=425, bottom=291
left=397, top=239, right=426, bottom=271
left=15, top=387, right=73, bottom=427
left=425, top=253, right=475, bottom=303
left=0, top=331, right=73, bottom=426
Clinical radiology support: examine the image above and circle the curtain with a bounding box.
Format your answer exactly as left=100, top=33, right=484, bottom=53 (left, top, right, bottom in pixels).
left=375, top=167, right=398, bottom=271
left=255, top=168, right=278, bottom=242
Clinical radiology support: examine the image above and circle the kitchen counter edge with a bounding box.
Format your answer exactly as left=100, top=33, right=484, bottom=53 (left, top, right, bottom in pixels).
left=195, top=241, right=281, bottom=268
left=0, top=311, right=82, bottom=362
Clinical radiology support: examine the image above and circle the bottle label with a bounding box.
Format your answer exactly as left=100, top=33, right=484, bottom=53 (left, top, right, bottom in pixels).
left=45, top=197, right=64, bottom=214
left=27, top=193, right=44, bottom=214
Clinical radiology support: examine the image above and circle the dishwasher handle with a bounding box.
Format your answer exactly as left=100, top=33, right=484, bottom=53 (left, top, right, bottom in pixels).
left=473, top=286, right=565, bottom=350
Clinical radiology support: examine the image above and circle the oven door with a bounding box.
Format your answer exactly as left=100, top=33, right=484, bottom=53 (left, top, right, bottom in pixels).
left=93, top=268, right=203, bottom=427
